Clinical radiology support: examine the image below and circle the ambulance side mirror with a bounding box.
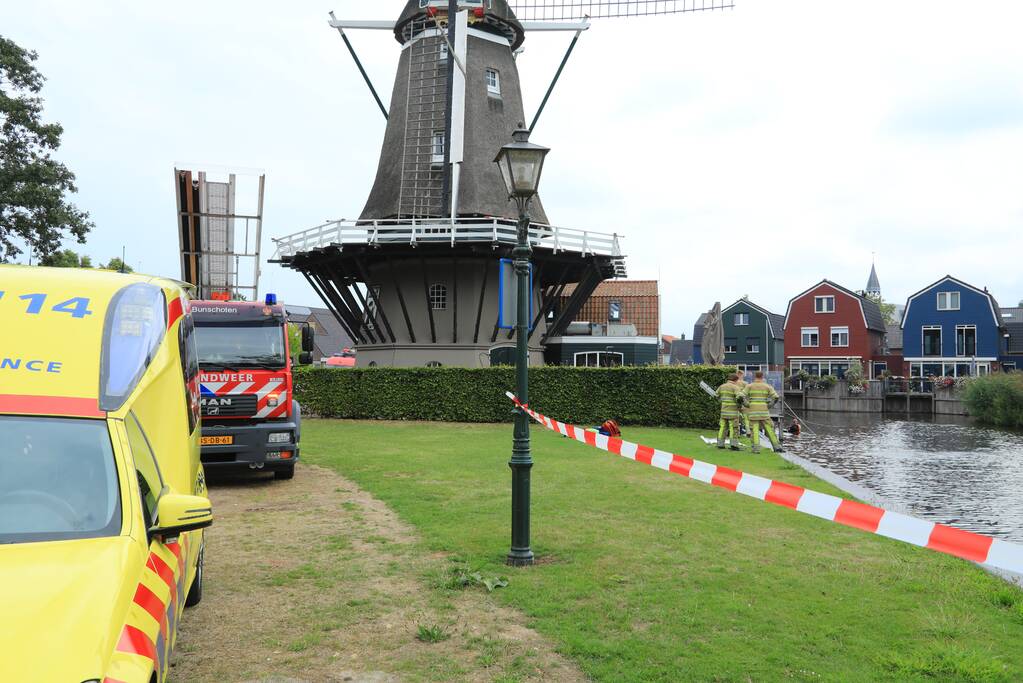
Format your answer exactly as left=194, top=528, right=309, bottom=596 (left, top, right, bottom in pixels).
left=301, top=325, right=315, bottom=353
left=149, top=493, right=213, bottom=542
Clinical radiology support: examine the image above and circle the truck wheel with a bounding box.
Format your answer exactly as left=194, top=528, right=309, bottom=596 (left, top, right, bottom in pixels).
left=275, top=465, right=295, bottom=481
left=185, top=544, right=204, bottom=607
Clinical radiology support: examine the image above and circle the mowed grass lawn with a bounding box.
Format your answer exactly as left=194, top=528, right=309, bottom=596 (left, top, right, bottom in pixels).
left=302, top=419, right=1023, bottom=682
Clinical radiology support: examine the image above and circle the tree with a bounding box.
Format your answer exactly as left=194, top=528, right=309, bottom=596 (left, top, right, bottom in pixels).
left=0, top=36, right=93, bottom=263
left=38, top=248, right=91, bottom=268
left=101, top=257, right=132, bottom=273
left=866, top=293, right=897, bottom=326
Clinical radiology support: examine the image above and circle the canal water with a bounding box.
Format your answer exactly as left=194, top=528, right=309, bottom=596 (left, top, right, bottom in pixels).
left=786, top=411, right=1023, bottom=544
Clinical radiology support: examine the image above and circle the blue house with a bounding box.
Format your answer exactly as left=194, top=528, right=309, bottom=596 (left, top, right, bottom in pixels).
left=901, top=275, right=1004, bottom=378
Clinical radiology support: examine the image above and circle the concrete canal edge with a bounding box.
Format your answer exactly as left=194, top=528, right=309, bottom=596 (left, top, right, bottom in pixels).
left=776, top=450, right=1023, bottom=587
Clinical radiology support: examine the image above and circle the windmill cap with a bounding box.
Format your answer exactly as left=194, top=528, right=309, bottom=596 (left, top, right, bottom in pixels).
left=395, top=0, right=525, bottom=50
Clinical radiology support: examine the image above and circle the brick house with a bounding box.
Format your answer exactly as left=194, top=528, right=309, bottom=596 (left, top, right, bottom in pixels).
left=784, top=280, right=886, bottom=379
left=544, top=280, right=660, bottom=366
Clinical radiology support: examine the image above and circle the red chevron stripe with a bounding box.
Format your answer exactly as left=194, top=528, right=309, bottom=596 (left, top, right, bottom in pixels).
left=148, top=552, right=177, bottom=599
left=133, top=582, right=166, bottom=625
left=116, top=624, right=156, bottom=662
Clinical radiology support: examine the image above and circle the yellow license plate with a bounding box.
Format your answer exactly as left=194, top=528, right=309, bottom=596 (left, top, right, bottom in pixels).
left=201, top=435, right=234, bottom=446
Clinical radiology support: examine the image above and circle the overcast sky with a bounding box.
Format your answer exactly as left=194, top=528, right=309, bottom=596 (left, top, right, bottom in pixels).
left=6, top=1, right=1022, bottom=336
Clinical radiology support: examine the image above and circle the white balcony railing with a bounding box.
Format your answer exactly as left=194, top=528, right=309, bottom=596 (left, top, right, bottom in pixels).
left=271, top=217, right=625, bottom=263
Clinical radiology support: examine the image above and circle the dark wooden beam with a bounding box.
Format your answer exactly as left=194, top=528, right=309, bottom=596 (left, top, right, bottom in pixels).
left=302, top=271, right=360, bottom=344
left=325, top=264, right=380, bottom=344
left=544, top=261, right=605, bottom=343
left=318, top=268, right=371, bottom=345
left=421, top=257, right=437, bottom=343
left=308, top=269, right=363, bottom=344
left=353, top=255, right=397, bottom=343
left=386, top=256, right=416, bottom=343
left=349, top=282, right=382, bottom=344
left=529, top=266, right=569, bottom=342
left=473, top=259, right=490, bottom=344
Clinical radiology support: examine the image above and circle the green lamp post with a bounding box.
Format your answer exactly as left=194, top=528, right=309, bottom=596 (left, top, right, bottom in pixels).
left=494, top=126, right=550, bottom=567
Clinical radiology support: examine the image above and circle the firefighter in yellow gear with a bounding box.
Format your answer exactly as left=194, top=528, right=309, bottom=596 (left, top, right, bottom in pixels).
left=716, top=373, right=742, bottom=450
left=734, top=369, right=751, bottom=436
left=743, top=370, right=784, bottom=453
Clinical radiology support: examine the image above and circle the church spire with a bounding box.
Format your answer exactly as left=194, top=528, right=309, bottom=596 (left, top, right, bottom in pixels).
left=866, top=259, right=881, bottom=298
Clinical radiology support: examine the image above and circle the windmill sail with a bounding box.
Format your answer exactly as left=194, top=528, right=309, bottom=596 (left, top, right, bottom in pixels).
left=508, top=0, right=733, bottom=21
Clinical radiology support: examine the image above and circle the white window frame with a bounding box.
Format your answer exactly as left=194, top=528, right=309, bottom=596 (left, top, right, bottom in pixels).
left=724, top=339, right=737, bottom=354
left=431, top=131, right=445, bottom=167
left=922, top=325, right=942, bottom=357
left=485, top=68, right=501, bottom=95
left=746, top=340, right=760, bottom=354
left=429, top=283, right=448, bottom=310
left=937, top=291, right=961, bottom=311
left=573, top=351, right=624, bottom=367
left=801, top=327, right=820, bottom=348
left=425, top=361, right=442, bottom=367
left=815, top=295, right=836, bottom=313
left=734, top=312, right=749, bottom=326
left=956, top=324, right=977, bottom=357
left=830, top=326, right=850, bottom=348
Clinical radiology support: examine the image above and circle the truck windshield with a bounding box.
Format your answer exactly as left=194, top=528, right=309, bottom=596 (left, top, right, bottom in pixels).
left=194, top=323, right=286, bottom=369
left=0, top=416, right=121, bottom=544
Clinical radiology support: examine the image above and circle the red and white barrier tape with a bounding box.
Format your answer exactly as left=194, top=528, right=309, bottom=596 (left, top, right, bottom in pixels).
left=506, top=392, right=1023, bottom=576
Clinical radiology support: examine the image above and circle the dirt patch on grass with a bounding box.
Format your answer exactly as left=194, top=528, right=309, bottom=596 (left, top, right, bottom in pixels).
left=169, top=464, right=585, bottom=683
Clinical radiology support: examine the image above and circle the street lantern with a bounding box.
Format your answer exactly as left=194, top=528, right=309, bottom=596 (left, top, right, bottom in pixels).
left=495, top=127, right=550, bottom=208
left=495, top=125, right=548, bottom=567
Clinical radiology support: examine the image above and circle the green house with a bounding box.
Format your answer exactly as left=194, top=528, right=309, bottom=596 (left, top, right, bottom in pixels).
left=721, top=298, right=785, bottom=373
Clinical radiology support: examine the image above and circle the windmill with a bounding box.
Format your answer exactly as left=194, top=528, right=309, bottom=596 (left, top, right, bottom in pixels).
left=272, top=0, right=731, bottom=368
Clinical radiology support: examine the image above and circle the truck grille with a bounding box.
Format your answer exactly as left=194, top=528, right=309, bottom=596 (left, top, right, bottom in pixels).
left=201, top=395, right=258, bottom=417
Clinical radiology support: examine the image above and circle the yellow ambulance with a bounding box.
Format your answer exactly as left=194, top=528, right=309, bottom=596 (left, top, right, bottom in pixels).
left=0, top=265, right=212, bottom=682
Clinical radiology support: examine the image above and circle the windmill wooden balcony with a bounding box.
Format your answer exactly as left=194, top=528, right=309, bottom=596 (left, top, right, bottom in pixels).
left=271, top=217, right=627, bottom=367
left=273, top=217, right=625, bottom=274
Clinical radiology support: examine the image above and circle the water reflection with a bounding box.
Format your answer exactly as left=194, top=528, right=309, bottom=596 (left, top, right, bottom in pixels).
left=788, top=412, right=1023, bottom=543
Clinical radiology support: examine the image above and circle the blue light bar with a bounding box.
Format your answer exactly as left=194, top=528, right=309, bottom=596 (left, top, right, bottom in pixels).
left=265, top=293, right=278, bottom=305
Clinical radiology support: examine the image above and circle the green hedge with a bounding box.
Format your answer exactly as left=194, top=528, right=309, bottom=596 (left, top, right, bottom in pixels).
left=293, top=365, right=732, bottom=428
left=962, top=373, right=1023, bottom=429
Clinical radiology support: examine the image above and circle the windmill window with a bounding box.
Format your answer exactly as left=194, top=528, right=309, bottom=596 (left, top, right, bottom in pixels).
left=431, top=131, right=445, bottom=167
left=485, top=69, right=501, bottom=95
left=425, top=361, right=442, bottom=367
left=429, top=283, right=448, bottom=310
left=608, top=301, right=622, bottom=322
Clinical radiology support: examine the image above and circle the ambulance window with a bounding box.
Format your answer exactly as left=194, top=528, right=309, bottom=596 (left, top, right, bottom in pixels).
left=179, top=311, right=200, bottom=433
left=126, top=413, right=164, bottom=529
left=100, top=283, right=167, bottom=411
left=0, top=416, right=121, bottom=544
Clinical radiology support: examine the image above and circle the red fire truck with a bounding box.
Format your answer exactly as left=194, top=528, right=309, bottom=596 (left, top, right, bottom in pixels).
left=190, top=295, right=312, bottom=480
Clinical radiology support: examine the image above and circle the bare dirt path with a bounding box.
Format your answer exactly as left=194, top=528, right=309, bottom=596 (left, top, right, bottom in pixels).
left=169, top=464, right=586, bottom=683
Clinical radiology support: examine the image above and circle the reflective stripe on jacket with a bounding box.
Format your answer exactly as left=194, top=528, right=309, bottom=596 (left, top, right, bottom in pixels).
left=717, top=381, right=740, bottom=418
left=744, top=381, right=779, bottom=419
